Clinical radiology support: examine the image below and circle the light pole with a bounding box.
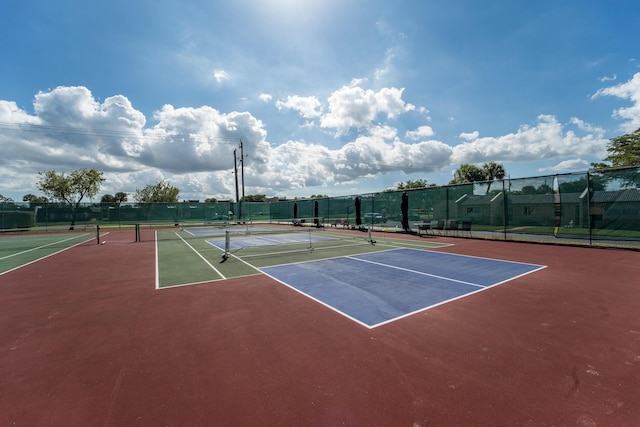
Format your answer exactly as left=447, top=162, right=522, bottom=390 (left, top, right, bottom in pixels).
left=233, top=148, right=239, bottom=221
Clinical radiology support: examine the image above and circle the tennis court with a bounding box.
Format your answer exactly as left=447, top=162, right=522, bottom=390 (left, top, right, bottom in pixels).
left=154, top=224, right=448, bottom=288
left=263, top=248, right=545, bottom=328
left=1, top=225, right=639, bottom=426
left=0, top=231, right=99, bottom=275
left=154, top=225, right=545, bottom=327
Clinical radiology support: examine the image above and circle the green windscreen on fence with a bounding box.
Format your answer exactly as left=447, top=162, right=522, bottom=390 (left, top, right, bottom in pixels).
left=2, top=166, right=639, bottom=247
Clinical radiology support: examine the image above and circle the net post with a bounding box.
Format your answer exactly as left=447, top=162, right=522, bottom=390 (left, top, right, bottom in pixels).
left=96, top=224, right=100, bottom=244
left=222, top=230, right=230, bottom=260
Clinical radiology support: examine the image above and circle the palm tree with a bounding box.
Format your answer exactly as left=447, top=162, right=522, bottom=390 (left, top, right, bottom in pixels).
left=483, top=162, right=505, bottom=181
left=450, top=162, right=507, bottom=193
left=450, top=164, right=485, bottom=184
left=482, top=162, right=506, bottom=194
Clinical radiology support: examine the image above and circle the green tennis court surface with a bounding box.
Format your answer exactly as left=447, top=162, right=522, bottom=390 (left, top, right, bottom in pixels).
left=155, top=225, right=546, bottom=328
left=155, top=225, right=449, bottom=288
left=0, top=232, right=98, bottom=275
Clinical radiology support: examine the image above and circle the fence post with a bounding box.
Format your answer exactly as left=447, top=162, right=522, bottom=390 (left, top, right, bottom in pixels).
left=587, top=171, right=593, bottom=246
left=503, top=179, right=509, bottom=240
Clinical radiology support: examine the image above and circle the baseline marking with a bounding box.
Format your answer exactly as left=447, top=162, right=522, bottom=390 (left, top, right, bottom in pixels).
left=346, top=255, right=484, bottom=288
left=174, top=231, right=226, bottom=280
left=0, top=235, right=95, bottom=276
left=155, top=230, right=160, bottom=290
left=0, top=233, right=91, bottom=261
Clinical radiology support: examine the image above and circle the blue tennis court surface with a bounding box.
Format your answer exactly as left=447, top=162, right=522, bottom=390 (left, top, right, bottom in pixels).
left=261, top=248, right=546, bottom=328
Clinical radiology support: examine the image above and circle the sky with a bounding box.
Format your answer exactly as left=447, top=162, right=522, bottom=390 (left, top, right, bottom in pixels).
left=1, top=0, right=640, bottom=203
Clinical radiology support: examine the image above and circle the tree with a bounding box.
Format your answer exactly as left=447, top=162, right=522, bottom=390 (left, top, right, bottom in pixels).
left=0, top=194, right=14, bottom=203
left=396, top=179, right=433, bottom=190
left=449, top=164, right=486, bottom=184
left=101, top=192, right=128, bottom=205
left=590, top=128, right=640, bottom=188
left=114, top=192, right=128, bottom=204
left=482, top=162, right=506, bottom=181
left=36, top=168, right=105, bottom=229
left=134, top=180, right=180, bottom=203
left=23, top=194, right=48, bottom=203
left=243, top=194, right=267, bottom=202
left=482, top=162, right=506, bottom=194
left=450, top=163, right=507, bottom=189
left=595, top=127, right=640, bottom=168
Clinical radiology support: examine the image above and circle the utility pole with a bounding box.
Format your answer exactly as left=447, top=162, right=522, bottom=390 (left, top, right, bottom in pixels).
left=240, top=140, right=245, bottom=202
left=239, top=140, right=245, bottom=222
left=233, top=148, right=239, bottom=220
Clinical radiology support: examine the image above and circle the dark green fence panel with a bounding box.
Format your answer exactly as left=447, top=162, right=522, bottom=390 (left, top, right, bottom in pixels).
left=269, top=200, right=294, bottom=221
left=326, top=195, right=356, bottom=224
left=3, top=166, right=639, bottom=247
left=1, top=203, right=36, bottom=229
left=505, top=176, right=556, bottom=233
left=589, top=168, right=640, bottom=241
left=554, top=173, right=590, bottom=240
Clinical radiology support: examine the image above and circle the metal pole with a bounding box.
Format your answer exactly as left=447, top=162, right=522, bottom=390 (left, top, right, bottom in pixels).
left=587, top=171, right=593, bottom=246
left=240, top=140, right=245, bottom=222
left=503, top=179, right=508, bottom=240
left=233, top=148, right=239, bottom=220
left=240, top=140, right=245, bottom=202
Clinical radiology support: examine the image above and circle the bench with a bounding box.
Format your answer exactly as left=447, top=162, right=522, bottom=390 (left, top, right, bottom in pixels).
left=416, top=222, right=431, bottom=237
left=332, top=219, right=350, bottom=228
left=293, top=218, right=324, bottom=228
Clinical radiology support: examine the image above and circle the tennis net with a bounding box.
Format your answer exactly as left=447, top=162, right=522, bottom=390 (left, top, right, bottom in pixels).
left=146, top=221, right=385, bottom=267
left=221, top=224, right=379, bottom=267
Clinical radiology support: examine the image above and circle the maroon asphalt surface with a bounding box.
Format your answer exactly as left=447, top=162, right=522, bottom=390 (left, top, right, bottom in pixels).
left=1, top=229, right=639, bottom=426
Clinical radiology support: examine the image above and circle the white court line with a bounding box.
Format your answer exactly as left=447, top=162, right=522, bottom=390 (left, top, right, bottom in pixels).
left=260, top=248, right=546, bottom=329
left=174, top=231, right=226, bottom=280
left=259, top=269, right=373, bottom=329
left=345, top=255, right=486, bottom=288
left=155, top=230, right=160, bottom=290
left=0, top=233, right=92, bottom=261
left=227, top=251, right=263, bottom=273
left=0, top=234, right=95, bottom=276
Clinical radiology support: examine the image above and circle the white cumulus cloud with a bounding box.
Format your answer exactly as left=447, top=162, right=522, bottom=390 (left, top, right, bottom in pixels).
left=406, top=125, right=435, bottom=140
left=320, top=85, right=414, bottom=136
left=275, top=95, right=322, bottom=118
left=592, top=72, right=640, bottom=132
left=1, top=71, right=633, bottom=201
left=213, top=69, right=229, bottom=83
left=537, top=158, right=591, bottom=173
left=451, top=115, right=608, bottom=165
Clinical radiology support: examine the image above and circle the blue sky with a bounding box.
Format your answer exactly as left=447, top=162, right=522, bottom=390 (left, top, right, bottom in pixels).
left=1, top=0, right=639, bottom=202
